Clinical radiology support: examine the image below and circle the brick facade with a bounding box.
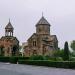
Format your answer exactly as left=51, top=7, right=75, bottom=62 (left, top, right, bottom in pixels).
left=23, top=16, right=58, bottom=57
left=0, top=21, right=19, bottom=56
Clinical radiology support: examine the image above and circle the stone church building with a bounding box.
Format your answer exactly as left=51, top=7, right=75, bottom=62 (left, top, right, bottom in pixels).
left=23, top=16, right=58, bottom=57
left=0, top=20, right=19, bottom=56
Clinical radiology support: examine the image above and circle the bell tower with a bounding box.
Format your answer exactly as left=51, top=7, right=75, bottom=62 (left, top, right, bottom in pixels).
left=36, top=16, right=51, bottom=35
left=5, top=19, right=14, bottom=36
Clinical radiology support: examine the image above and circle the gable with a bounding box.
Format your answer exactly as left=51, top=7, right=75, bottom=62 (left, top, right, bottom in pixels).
left=27, top=33, right=37, bottom=41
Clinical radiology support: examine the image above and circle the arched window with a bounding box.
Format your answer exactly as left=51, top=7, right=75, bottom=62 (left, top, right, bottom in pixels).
left=33, top=41, right=36, bottom=47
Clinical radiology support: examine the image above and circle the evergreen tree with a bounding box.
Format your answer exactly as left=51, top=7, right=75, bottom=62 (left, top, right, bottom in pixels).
left=63, top=41, right=69, bottom=61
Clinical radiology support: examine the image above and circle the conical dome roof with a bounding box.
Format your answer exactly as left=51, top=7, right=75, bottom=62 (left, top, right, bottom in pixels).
left=36, top=16, right=50, bottom=26
left=5, top=20, right=14, bottom=29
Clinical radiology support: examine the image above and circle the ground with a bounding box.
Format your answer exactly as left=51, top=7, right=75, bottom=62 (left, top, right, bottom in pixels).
left=0, top=62, right=75, bottom=75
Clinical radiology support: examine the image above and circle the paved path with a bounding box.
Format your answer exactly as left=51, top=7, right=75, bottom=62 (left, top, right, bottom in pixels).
left=0, top=62, right=75, bottom=75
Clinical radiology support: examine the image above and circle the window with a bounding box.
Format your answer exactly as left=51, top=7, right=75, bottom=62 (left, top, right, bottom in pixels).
left=33, top=41, right=36, bottom=46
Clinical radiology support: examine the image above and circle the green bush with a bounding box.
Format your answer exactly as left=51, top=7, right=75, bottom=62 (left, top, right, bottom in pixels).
left=29, top=55, right=45, bottom=60
left=44, top=57, right=63, bottom=61
left=55, top=57, right=63, bottom=61
left=18, top=56, right=29, bottom=60
left=9, top=56, right=18, bottom=64
left=0, top=56, right=9, bottom=62
left=9, top=56, right=29, bottom=64
left=0, top=56, right=29, bottom=64
left=18, top=60, right=75, bottom=69
left=44, top=55, right=52, bottom=60
left=69, top=57, right=75, bottom=61
left=29, top=55, right=63, bottom=61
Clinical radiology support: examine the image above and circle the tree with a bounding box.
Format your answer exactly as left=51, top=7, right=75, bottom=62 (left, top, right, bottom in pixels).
left=70, top=40, right=75, bottom=51
left=54, top=49, right=64, bottom=57
left=63, top=41, right=69, bottom=61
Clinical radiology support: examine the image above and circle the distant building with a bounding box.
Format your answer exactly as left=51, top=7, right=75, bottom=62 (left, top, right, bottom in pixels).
left=23, top=16, right=58, bottom=57
left=0, top=20, right=19, bottom=56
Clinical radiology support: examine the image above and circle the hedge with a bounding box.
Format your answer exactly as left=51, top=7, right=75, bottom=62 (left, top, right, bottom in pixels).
left=0, top=56, right=29, bottom=63
left=1, top=56, right=75, bottom=69
left=18, top=60, right=75, bottom=69
left=29, top=55, right=45, bottom=60
left=9, top=57, right=18, bottom=64
left=10, top=56, right=29, bottom=64
left=0, top=56, right=9, bottom=62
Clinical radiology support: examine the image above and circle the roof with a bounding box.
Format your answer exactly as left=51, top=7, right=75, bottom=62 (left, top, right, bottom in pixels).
left=0, top=36, right=19, bottom=43
left=5, top=21, right=14, bottom=29
left=36, top=16, right=50, bottom=26
left=50, top=35, right=58, bottom=42
left=27, top=33, right=37, bottom=41
left=42, top=35, right=58, bottom=42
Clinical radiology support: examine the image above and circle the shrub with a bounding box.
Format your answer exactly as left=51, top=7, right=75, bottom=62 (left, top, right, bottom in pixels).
left=69, top=57, right=75, bottom=61
left=44, top=55, right=51, bottom=60
left=45, top=57, right=63, bottom=61
left=55, top=57, right=63, bottom=61
left=29, top=55, right=44, bottom=60
left=18, top=56, right=29, bottom=60
left=9, top=56, right=18, bottom=64
left=18, top=60, right=75, bottom=69
left=9, top=56, right=29, bottom=64
left=0, top=56, right=29, bottom=64
left=0, top=56, right=9, bottom=62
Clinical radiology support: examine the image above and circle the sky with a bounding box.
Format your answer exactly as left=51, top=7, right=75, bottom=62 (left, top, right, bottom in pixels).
left=0, top=0, right=75, bottom=49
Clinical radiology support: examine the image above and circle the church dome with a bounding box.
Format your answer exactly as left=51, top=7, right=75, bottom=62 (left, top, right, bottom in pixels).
left=5, top=20, right=14, bottom=29
left=36, top=16, right=51, bottom=35
left=36, top=16, right=50, bottom=26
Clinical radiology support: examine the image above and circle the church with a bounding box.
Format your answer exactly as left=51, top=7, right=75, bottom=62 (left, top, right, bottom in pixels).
left=0, top=20, right=19, bottom=56
left=23, top=16, right=58, bottom=57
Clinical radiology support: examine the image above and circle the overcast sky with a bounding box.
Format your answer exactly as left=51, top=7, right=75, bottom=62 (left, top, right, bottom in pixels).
left=0, top=0, right=75, bottom=48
